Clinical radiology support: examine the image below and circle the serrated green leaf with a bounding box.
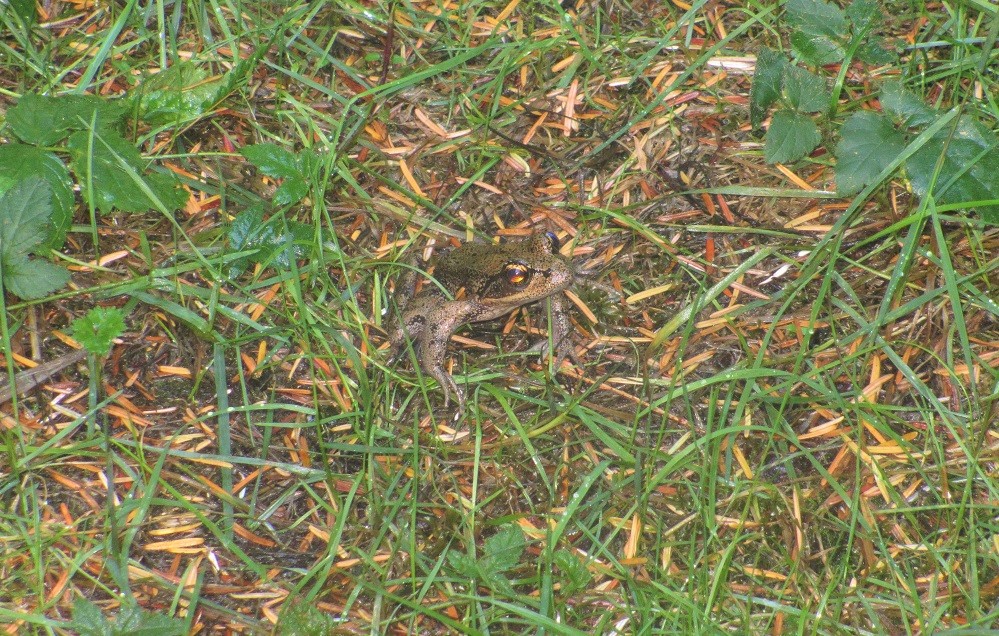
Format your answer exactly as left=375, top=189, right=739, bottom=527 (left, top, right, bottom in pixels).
left=482, top=524, right=525, bottom=573
left=72, top=307, right=126, bottom=357
left=783, top=65, right=828, bottom=113
left=0, top=144, right=74, bottom=249
left=227, top=208, right=312, bottom=275
left=273, top=177, right=309, bottom=207
left=846, top=0, right=882, bottom=35
left=879, top=81, right=936, bottom=128
left=7, top=94, right=127, bottom=146
left=554, top=549, right=592, bottom=593
left=480, top=567, right=516, bottom=596
left=67, top=129, right=187, bottom=213
left=227, top=207, right=269, bottom=278
left=240, top=143, right=300, bottom=179
left=906, top=116, right=999, bottom=220
left=229, top=208, right=267, bottom=251
left=0, top=177, right=72, bottom=300
left=834, top=111, right=905, bottom=195
left=790, top=30, right=845, bottom=66
left=0, top=169, right=55, bottom=255
left=138, top=62, right=220, bottom=126
left=447, top=551, right=478, bottom=578
left=70, top=598, right=113, bottom=636
left=3, top=257, right=71, bottom=301
left=857, top=40, right=896, bottom=66
left=750, top=48, right=786, bottom=129
left=785, top=0, right=847, bottom=39
left=764, top=110, right=821, bottom=164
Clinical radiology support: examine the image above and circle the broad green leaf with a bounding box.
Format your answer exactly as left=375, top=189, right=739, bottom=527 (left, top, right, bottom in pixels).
left=1, top=176, right=52, bottom=255
left=67, top=129, right=187, bottom=213
left=447, top=551, right=478, bottom=577
left=857, top=40, right=896, bottom=66
left=834, top=111, right=904, bottom=195
left=69, top=598, right=112, bottom=636
left=138, top=62, right=220, bottom=125
left=228, top=207, right=268, bottom=252
left=0, top=144, right=73, bottom=248
left=0, top=177, right=71, bottom=300
left=879, top=81, right=936, bottom=128
left=764, top=110, right=821, bottom=164
left=3, top=256, right=71, bottom=300
left=482, top=524, right=525, bottom=573
left=790, top=30, right=845, bottom=66
left=846, top=0, right=882, bottom=35
left=8, top=0, right=36, bottom=25
left=227, top=208, right=313, bottom=278
left=749, top=48, right=786, bottom=129
left=240, top=143, right=301, bottom=179
left=273, top=177, right=309, bottom=207
left=783, top=65, right=828, bottom=113
left=554, top=549, right=592, bottom=593
left=906, top=116, right=999, bottom=221
left=785, top=0, right=848, bottom=65
left=240, top=143, right=314, bottom=206
left=446, top=524, right=525, bottom=596
left=7, top=94, right=127, bottom=145
left=784, top=0, right=847, bottom=39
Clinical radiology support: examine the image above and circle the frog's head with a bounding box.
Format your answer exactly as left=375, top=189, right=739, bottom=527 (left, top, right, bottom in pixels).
left=478, top=231, right=574, bottom=305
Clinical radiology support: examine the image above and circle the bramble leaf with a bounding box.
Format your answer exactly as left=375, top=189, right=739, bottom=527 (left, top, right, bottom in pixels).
left=138, top=62, right=221, bottom=126
left=8, top=93, right=127, bottom=146
left=67, top=129, right=187, bottom=213
left=783, top=65, right=828, bottom=114
left=0, top=177, right=71, bottom=300
left=834, top=111, right=904, bottom=195
left=750, top=48, right=786, bottom=129
left=764, top=110, right=821, bottom=164
left=906, top=116, right=999, bottom=221
left=0, top=144, right=74, bottom=249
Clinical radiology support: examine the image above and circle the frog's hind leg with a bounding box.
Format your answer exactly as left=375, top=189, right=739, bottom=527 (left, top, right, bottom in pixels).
left=530, top=293, right=580, bottom=369
left=418, top=320, right=466, bottom=411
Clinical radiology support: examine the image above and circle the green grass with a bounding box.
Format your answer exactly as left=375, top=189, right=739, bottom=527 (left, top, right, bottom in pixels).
left=1, top=0, right=998, bottom=633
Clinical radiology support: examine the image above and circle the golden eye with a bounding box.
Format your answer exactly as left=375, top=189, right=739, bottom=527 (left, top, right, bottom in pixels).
left=504, top=263, right=531, bottom=286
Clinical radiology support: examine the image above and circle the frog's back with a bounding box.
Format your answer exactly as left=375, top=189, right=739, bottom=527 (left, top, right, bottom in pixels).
left=434, top=241, right=511, bottom=291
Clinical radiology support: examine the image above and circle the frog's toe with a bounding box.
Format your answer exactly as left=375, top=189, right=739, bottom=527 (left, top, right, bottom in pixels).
left=428, top=365, right=465, bottom=411
left=447, top=385, right=467, bottom=412
left=386, top=341, right=406, bottom=366
left=530, top=339, right=579, bottom=369
left=558, top=346, right=582, bottom=369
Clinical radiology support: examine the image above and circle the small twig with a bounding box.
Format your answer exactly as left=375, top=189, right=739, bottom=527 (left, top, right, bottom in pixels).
left=0, top=349, right=87, bottom=404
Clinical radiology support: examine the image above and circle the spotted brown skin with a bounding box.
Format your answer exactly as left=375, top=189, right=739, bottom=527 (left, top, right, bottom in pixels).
left=389, top=232, right=576, bottom=410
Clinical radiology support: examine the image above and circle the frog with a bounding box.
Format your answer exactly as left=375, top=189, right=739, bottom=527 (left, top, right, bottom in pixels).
left=388, top=231, right=576, bottom=410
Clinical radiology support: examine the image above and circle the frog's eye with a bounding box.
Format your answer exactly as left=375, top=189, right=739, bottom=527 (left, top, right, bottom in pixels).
left=543, top=231, right=561, bottom=253
left=504, top=263, right=532, bottom=287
